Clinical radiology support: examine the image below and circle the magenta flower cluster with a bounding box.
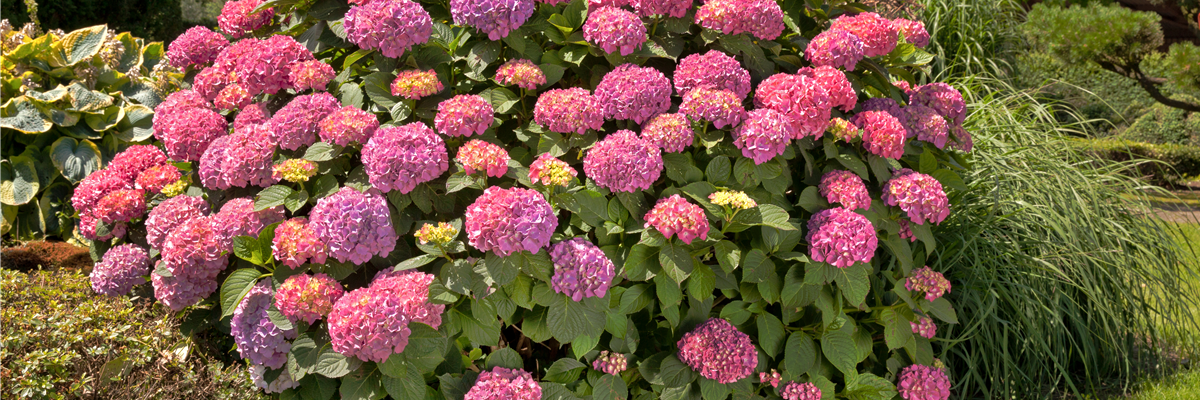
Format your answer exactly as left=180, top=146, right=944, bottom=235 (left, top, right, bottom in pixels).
left=451, top=0, right=534, bottom=40
left=805, top=29, right=864, bottom=71
left=94, top=189, right=146, bottom=225
left=231, top=280, right=296, bottom=369
left=645, top=194, right=709, bottom=244
left=199, top=125, right=278, bottom=190
left=906, top=266, right=951, bottom=302
left=595, top=64, right=672, bottom=124
left=675, top=51, right=752, bottom=100
left=310, top=188, right=397, bottom=265
left=362, top=122, right=450, bottom=193
left=464, top=367, right=542, bottom=400
left=534, top=88, right=604, bottom=134
left=273, top=218, right=328, bottom=268
left=234, top=35, right=315, bottom=96
left=897, top=365, right=951, bottom=400
left=153, top=90, right=227, bottom=162
left=528, top=153, right=577, bottom=187
left=806, top=207, right=877, bottom=268
left=895, top=18, right=930, bottom=48
left=912, top=316, right=937, bottom=339
left=269, top=93, right=341, bottom=151
left=631, top=0, right=690, bottom=18
left=218, top=0, right=274, bottom=38
left=275, top=273, right=345, bottom=325
left=829, top=12, right=898, bottom=58
left=810, top=66, right=857, bottom=112
left=592, top=351, right=628, bottom=375
left=681, top=86, right=746, bottom=129
left=90, top=244, right=151, bottom=296
left=369, top=269, right=445, bottom=329
left=755, top=73, right=831, bottom=138
left=155, top=216, right=229, bottom=310
left=583, top=129, right=664, bottom=193
left=165, top=26, right=228, bottom=70
left=734, top=108, right=796, bottom=165
left=642, top=113, right=694, bottom=153
left=344, top=0, right=432, bottom=58
left=436, top=94, right=494, bottom=137
left=109, top=144, right=169, bottom=182
left=464, top=186, right=557, bottom=256
left=457, top=139, right=511, bottom=178
left=901, top=104, right=949, bottom=149
left=392, top=69, right=444, bottom=100
left=883, top=169, right=950, bottom=225
left=328, top=270, right=442, bottom=362
left=583, top=7, right=647, bottom=56
left=495, top=59, right=545, bottom=90
left=695, top=0, right=785, bottom=40
left=212, top=198, right=286, bottom=244
left=549, top=238, right=616, bottom=301
left=135, top=164, right=181, bottom=194
left=854, top=110, right=907, bottom=159
left=145, top=195, right=210, bottom=249
left=677, top=318, right=758, bottom=384
left=819, top=170, right=871, bottom=211
left=319, top=106, right=380, bottom=146
left=780, top=382, right=822, bottom=400
left=289, top=60, right=335, bottom=92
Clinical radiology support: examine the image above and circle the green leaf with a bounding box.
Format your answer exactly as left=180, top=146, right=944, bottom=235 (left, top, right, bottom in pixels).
left=340, top=369, right=385, bottom=400
left=659, top=242, right=694, bottom=284
left=1, top=158, right=40, bottom=206
left=364, top=71, right=401, bottom=109
left=315, top=349, right=360, bottom=378
left=926, top=297, right=958, bottom=324
left=741, top=249, right=776, bottom=283
left=880, top=308, right=913, bottom=350
left=380, top=323, right=445, bottom=375
left=835, top=152, right=870, bottom=180
left=592, top=374, right=628, bottom=400
left=286, top=189, right=309, bottom=213
left=930, top=168, right=967, bottom=192
left=842, top=373, right=898, bottom=400
left=312, top=175, right=339, bottom=199
left=655, top=273, right=683, bottom=308
left=657, top=355, right=698, bottom=387
left=304, top=142, right=342, bottom=162
left=486, top=347, right=523, bottom=370
left=547, top=294, right=605, bottom=343
left=484, top=252, right=521, bottom=286
left=256, top=185, right=294, bottom=211
left=66, top=83, right=114, bottom=112
left=571, top=333, right=598, bottom=359
left=543, top=358, right=587, bottom=383
left=821, top=323, right=858, bottom=380
left=233, top=236, right=267, bottom=265
left=705, top=156, right=732, bottom=184
left=687, top=263, right=716, bottom=301
left=380, top=362, right=427, bottom=400
left=479, top=87, right=520, bottom=114
left=220, top=270, right=260, bottom=318
left=833, top=263, right=871, bottom=307
left=731, top=204, right=795, bottom=230
left=784, top=332, right=817, bottom=377
left=1, top=97, right=52, bottom=133
left=115, top=105, right=155, bottom=142
left=663, top=153, right=703, bottom=184
left=570, top=190, right=610, bottom=227
left=84, top=105, right=124, bottom=131
left=395, top=254, right=438, bottom=271
left=56, top=25, right=108, bottom=66
left=757, top=313, right=786, bottom=358
left=698, top=378, right=729, bottom=400
left=713, top=240, right=741, bottom=273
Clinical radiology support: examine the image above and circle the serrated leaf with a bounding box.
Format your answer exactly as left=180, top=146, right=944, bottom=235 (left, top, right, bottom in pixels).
left=785, top=332, right=816, bottom=376
left=741, top=249, right=775, bottom=283
left=592, top=374, right=628, bottom=400
left=220, top=269, right=261, bottom=318
left=315, top=349, right=359, bottom=378
left=833, top=263, right=870, bottom=307
left=339, top=369, right=385, bottom=400
left=304, top=143, right=341, bottom=162
left=657, top=354, right=698, bottom=387
left=543, top=358, right=586, bottom=383
left=256, top=185, right=294, bottom=211
left=485, top=347, right=523, bottom=370
left=659, top=242, right=694, bottom=284
left=757, top=312, right=786, bottom=358
left=880, top=308, right=912, bottom=350
left=926, top=297, right=958, bottom=324
left=547, top=294, right=604, bottom=343
left=843, top=373, right=898, bottom=400
left=821, top=323, right=858, bottom=380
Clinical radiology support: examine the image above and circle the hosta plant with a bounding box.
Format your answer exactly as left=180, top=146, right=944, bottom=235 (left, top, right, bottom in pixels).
left=79, top=0, right=972, bottom=399
left=0, top=20, right=178, bottom=239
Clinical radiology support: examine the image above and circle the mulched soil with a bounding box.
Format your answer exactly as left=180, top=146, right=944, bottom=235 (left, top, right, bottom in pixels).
left=2, top=241, right=93, bottom=272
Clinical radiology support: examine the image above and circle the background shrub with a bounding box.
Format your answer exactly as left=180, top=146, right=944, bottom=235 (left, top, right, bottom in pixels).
left=0, top=0, right=185, bottom=42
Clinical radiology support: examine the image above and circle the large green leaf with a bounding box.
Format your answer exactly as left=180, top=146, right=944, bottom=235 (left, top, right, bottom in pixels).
left=49, top=136, right=102, bottom=183
left=53, top=25, right=108, bottom=67
left=115, top=105, right=154, bottom=142
left=84, top=105, right=124, bottom=132
left=1, top=97, right=52, bottom=133
left=220, top=270, right=261, bottom=318
left=1, top=158, right=40, bottom=205
left=821, top=322, right=859, bottom=380
left=547, top=294, right=605, bottom=344
left=66, top=82, right=114, bottom=112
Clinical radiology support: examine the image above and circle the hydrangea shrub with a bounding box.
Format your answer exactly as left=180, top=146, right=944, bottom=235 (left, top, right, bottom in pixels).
left=76, top=1, right=970, bottom=399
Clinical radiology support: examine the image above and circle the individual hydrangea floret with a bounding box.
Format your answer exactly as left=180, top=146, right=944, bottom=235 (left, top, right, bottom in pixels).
left=594, top=64, right=672, bottom=124
left=828, top=117, right=860, bottom=142
left=549, top=238, right=616, bottom=301
left=829, top=12, right=898, bottom=58
left=218, top=0, right=275, bottom=38
left=533, top=88, right=604, bottom=134
left=94, top=189, right=147, bottom=225
left=362, top=123, right=450, bottom=194
left=583, top=7, right=647, bottom=56
left=464, top=186, right=557, bottom=256
left=457, top=140, right=510, bottom=178
left=451, top=0, right=535, bottom=40
left=674, top=50, right=752, bottom=99
left=328, top=287, right=411, bottom=362
left=882, top=169, right=950, bottom=225
left=819, top=170, right=871, bottom=211
left=435, top=94, right=494, bottom=137
left=212, top=198, right=286, bottom=244
left=273, top=217, right=328, bottom=268
left=909, top=82, right=967, bottom=125
left=901, top=104, right=949, bottom=148
left=495, top=59, right=546, bottom=90
left=528, top=153, right=577, bottom=187
left=694, top=0, right=785, bottom=40
left=906, top=266, right=952, bottom=302
left=213, top=83, right=252, bottom=111
left=645, top=194, right=709, bottom=244
left=805, top=29, right=864, bottom=71
left=289, top=60, right=335, bottom=92
left=709, top=190, right=757, bottom=211
left=309, top=187, right=398, bottom=265
left=231, top=280, right=296, bottom=369
left=415, top=222, right=458, bottom=245
left=912, top=316, right=936, bottom=339
left=136, top=164, right=182, bottom=194
left=642, top=113, right=693, bottom=153
left=895, top=18, right=930, bottom=48
left=593, top=351, right=628, bottom=375
left=145, top=195, right=210, bottom=250
left=681, top=86, right=746, bottom=129
left=235, top=35, right=315, bottom=96
left=370, top=269, right=445, bottom=329
left=759, top=369, right=781, bottom=388
left=677, top=318, right=757, bottom=384
left=166, top=26, right=229, bottom=70
left=899, top=219, right=916, bottom=242
left=853, top=110, right=907, bottom=159
left=155, top=104, right=227, bottom=162
left=269, top=92, right=341, bottom=151
left=198, top=125, right=278, bottom=190
left=588, top=0, right=629, bottom=8
left=810, top=66, right=857, bottom=112
left=464, top=367, right=542, bottom=400
left=275, top=273, right=345, bottom=325
left=109, top=144, right=169, bottom=182
left=630, top=0, right=690, bottom=18
left=391, top=69, right=443, bottom=99
left=806, top=207, right=877, bottom=268
left=897, top=364, right=951, bottom=400
left=250, top=364, right=299, bottom=394
left=344, top=0, right=432, bottom=58
left=780, top=382, right=823, bottom=400
left=319, top=106, right=380, bottom=146
left=583, top=130, right=664, bottom=193
left=272, top=159, right=318, bottom=183
left=754, top=73, right=831, bottom=138
left=90, top=244, right=151, bottom=296
left=733, top=108, right=796, bottom=165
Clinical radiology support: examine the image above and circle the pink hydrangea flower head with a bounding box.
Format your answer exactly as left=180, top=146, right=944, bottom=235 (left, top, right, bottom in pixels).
left=528, top=153, right=577, bottom=187
left=539, top=0, right=569, bottom=5
left=155, top=105, right=227, bottom=162
left=218, top=0, right=275, bottom=38
left=829, top=12, right=898, bottom=58
left=759, top=370, right=782, bottom=387
left=273, top=217, right=328, bottom=268
left=136, top=164, right=182, bottom=194
left=805, top=29, right=864, bottom=71
left=391, top=69, right=443, bottom=99
left=810, top=66, right=857, bottom=112
left=819, top=170, right=871, bottom=211
left=588, top=0, right=628, bottom=8
left=234, top=103, right=271, bottom=132
left=269, top=92, right=341, bottom=150
left=642, top=113, right=693, bottom=153
left=906, top=266, right=951, bottom=302
left=436, top=94, right=494, bottom=137
left=533, top=88, right=604, bottom=134
left=754, top=73, right=831, bottom=138
left=677, top=318, right=757, bottom=383
left=94, top=189, right=147, bottom=225
left=909, top=82, right=966, bottom=126
left=213, top=83, right=252, bottom=111
left=457, top=140, right=510, bottom=178
left=236, top=35, right=315, bottom=96
left=275, top=273, right=345, bottom=324
left=415, top=222, right=458, bottom=245
left=495, top=59, right=546, bottom=90
left=198, top=125, right=278, bottom=190
left=145, top=195, right=210, bottom=250
left=631, top=0, right=690, bottom=18
left=464, top=186, right=557, bottom=256
left=681, top=86, right=746, bottom=129
left=899, top=218, right=916, bottom=242
left=90, top=244, right=151, bottom=296
left=583, top=6, right=647, bottom=56
left=369, top=269, right=445, bottom=329
left=465, top=367, right=542, bottom=400
left=895, top=18, right=930, bottom=48
left=109, top=144, right=169, bottom=182
left=898, top=364, right=951, bottom=400
left=882, top=169, right=950, bottom=225
left=902, top=104, right=949, bottom=148
left=157, top=216, right=230, bottom=309
left=250, top=364, right=299, bottom=393
left=645, top=194, right=709, bottom=244
left=231, top=280, right=296, bottom=368
left=272, top=159, right=318, bottom=183
left=319, top=106, right=380, bottom=146
left=193, top=65, right=236, bottom=101
left=674, top=50, right=752, bottom=100
left=451, top=0, right=535, bottom=40
left=709, top=190, right=756, bottom=210
left=828, top=117, right=861, bottom=142
left=912, top=316, right=936, bottom=339
left=308, top=187, right=397, bottom=265
left=860, top=97, right=902, bottom=119
left=806, top=207, right=877, bottom=268
left=328, top=287, right=411, bottom=362
left=593, top=351, right=628, bottom=375
left=780, top=382, right=823, bottom=400
left=893, top=79, right=915, bottom=94
left=733, top=108, right=796, bottom=165
left=694, top=0, right=785, bottom=40
left=78, top=214, right=126, bottom=241
left=289, top=60, right=335, bottom=92
left=595, top=64, right=672, bottom=124
left=584, top=129, right=664, bottom=193
left=151, top=270, right=216, bottom=311
left=166, top=26, right=229, bottom=70
left=362, top=123, right=450, bottom=193
left=853, top=110, right=907, bottom=159
left=212, top=197, right=286, bottom=244
left=345, top=0, right=433, bottom=58
left=72, top=170, right=130, bottom=216
left=949, top=125, right=973, bottom=152
left=153, top=89, right=211, bottom=131
left=549, top=237, right=616, bottom=301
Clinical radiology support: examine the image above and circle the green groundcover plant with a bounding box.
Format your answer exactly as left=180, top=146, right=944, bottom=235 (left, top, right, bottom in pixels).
left=74, top=0, right=975, bottom=398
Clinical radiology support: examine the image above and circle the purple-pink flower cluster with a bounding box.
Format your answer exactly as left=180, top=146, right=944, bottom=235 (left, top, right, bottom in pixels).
left=630, top=0, right=690, bottom=18
left=464, top=367, right=542, bottom=400
left=906, top=266, right=951, bottom=302
left=451, top=0, right=534, bottom=40
left=592, top=351, right=628, bottom=375
left=436, top=94, right=494, bottom=137
left=760, top=370, right=781, bottom=387
left=309, top=187, right=398, bottom=265
left=199, top=125, right=278, bottom=190
left=218, top=0, right=274, bottom=38
left=642, top=113, right=693, bottom=153
left=212, top=198, right=286, bottom=243
left=457, top=140, right=510, bottom=178
left=583, top=7, right=646, bottom=56
left=549, top=238, right=616, bottom=301
left=392, top=69, right=444, bottom=100
left=810, top=66, right=857, bottom=112
left=645, top=194, right=709, bottom=244
left=275, top=273, right=346, bottom=325
left=319, top=106, right=379, bottom=146
left=136, top=164, right=182, bottom=194
left=289, top=60, right=335, bottom=92
left=90, top=244, right=151, bottom=296
left=675, top=50, right=752, bottom=100
left=912, top=316, right=936, bottom=339
left=234, top=35, right=315, bottom=96
left=854, top=110, right=907, bottom=159
left=273, top=218, right=328, bottom=268
left=734, top=108, right=796, bottom=165
left=155, top=216, right=229, bottom=310
left=528, top=153, right=577, bottom=187
left=895, top=18, right=930, bottom=48
left=828, top=117, right=861, bottom=142
left=145, top=195, right=210, bottom=249
left=819, top=170, right=871, bottom=211
left=534, top=88, right=604, bottom=134
left=909, top=82, right=966, bottom=126
left=269, top=92, right=341, bottom=151
left=370, top=269, right=445, bottom=329
left=362, top=122, right=449, bottom=193
left=807, top=207, right=877, bottom=268
left=495, top=59, right=545, bottom=90
left=464, top=186, right=557, bottom=256
left=344, top=0, right=432, bottom=58
left=780, top=382, right=822, bottom=400
left=583, top=130, right=664, bottom=193
left=829, top=12, right=898, bottom=58
left=595, top=64, right=672, bottom=124
left=755, top=73, right=831, bottom=138
left=231, top=280, right=296, bottom=369
left=109, top=145, right=170, bottom=182
left=677, top=318, right=758, bottom=384
left=695, top=0, right=785, bottom=40
left=213, top=83, right=252, bottom=111
left=153, top=90, right=227, bottom=162
left=94, top=189, right=146, bottom=225
left=328, top=269, right=443, bottom=362
left=897, top=364, right=951, bottom=400
left=901, top=104, right=949, bottom=149
left=166, top=26, right=229, bottom=70
left=882, top=169, right=949, bottom=225
left=681, top=86, right=746, bottom=129
left=805, top=29, right=864, bottom=71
